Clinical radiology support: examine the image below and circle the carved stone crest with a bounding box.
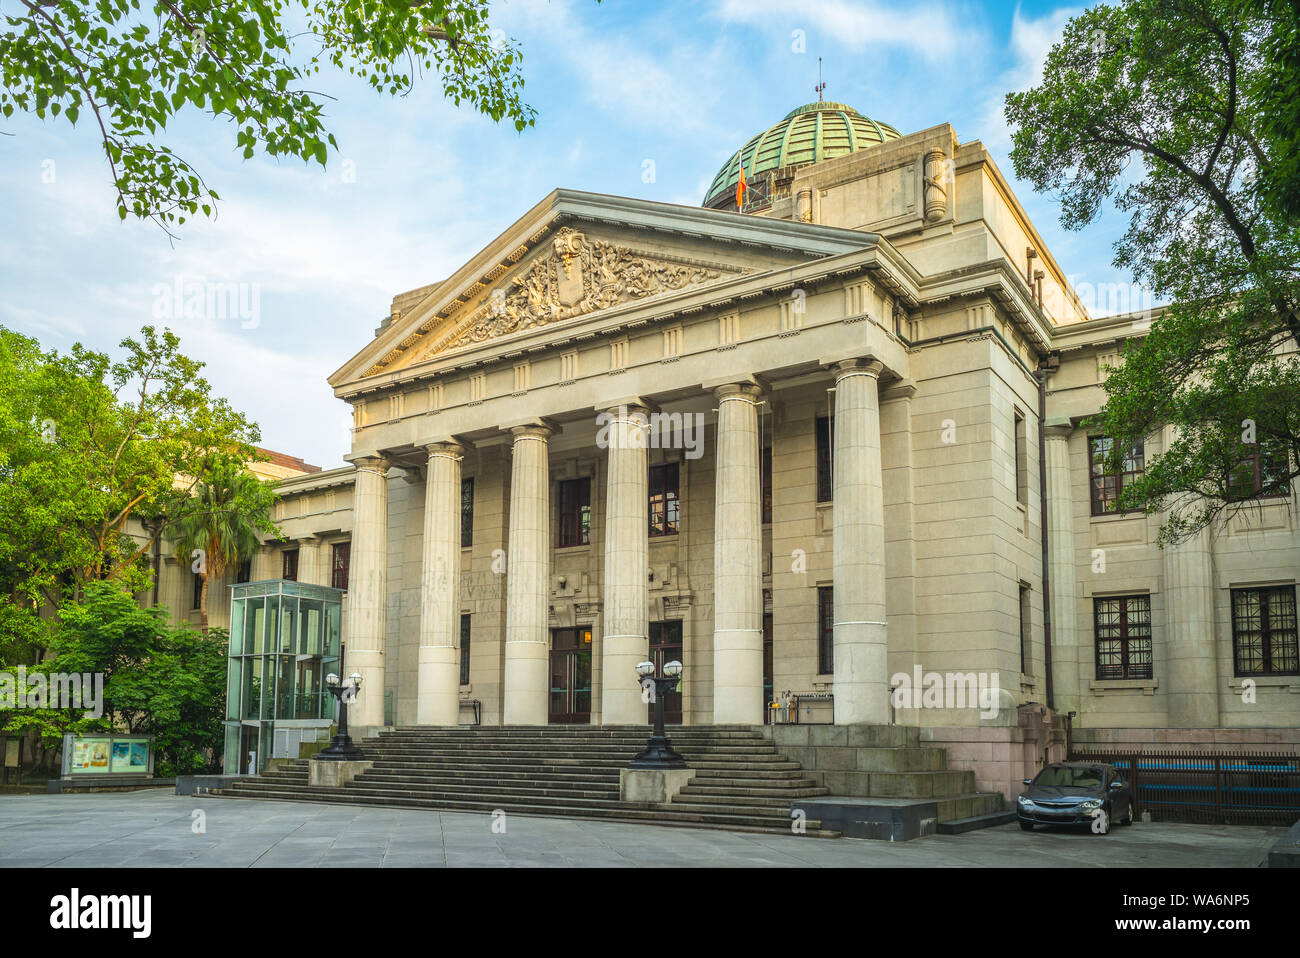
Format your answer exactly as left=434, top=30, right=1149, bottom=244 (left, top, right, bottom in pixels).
left=446, top=228, right=736, bottom=350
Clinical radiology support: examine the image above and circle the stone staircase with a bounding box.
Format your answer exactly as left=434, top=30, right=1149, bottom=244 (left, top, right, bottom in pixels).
left=210, top=724, right=1004, bottom=840
left=211, top=726, right=845, bottom=837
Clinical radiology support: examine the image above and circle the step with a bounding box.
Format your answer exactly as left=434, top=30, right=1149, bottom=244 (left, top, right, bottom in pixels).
left=212, top=784, right=840, bottom=836
left=207, top=787, right=841, bottom=838
left=935, top=810, right=1018, bottom=835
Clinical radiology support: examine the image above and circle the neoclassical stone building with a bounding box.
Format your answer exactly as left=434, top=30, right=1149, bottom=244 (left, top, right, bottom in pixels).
left=193, top=102, right=1297, bottom=787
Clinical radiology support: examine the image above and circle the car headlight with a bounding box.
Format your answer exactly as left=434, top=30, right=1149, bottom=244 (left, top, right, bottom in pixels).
left=1017, top=796, right=1032, bottom=806
left=1080, top=800, right=1101, bottom=809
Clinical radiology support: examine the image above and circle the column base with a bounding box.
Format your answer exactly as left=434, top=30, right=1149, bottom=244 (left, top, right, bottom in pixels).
left=417, top=649, right=461, bottom=726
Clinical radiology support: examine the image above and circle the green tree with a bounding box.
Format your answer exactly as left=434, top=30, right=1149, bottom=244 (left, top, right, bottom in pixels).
left=169, top=460, right=275, bottom=631
left=1004, top=0, right=1300, bottom=543
left=1, top=0, right=539, bottom=234
left=0, top=324, right=274, bottom=661
left=2, top=583, right=229, bottom=775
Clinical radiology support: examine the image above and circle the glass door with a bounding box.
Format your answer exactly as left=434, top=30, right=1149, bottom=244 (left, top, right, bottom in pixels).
left=548, top=628, right=592, bottom=723
left=648, top=620, right=683, bottom=724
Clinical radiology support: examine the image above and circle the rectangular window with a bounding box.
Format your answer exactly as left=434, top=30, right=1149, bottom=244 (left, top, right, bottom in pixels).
left=1019, top=583, right=1032, bottom=675
left=815, top=416, right=833, bottom=503
left=761, top=444, right=773, bottom=524
left=461, top=477, right=475, bottom=548
left=1089, top=436, right=1145, bottom=515
left=460, top=613, right=471, bottom=686
left=558, top=477, right=592, bottom=547
left=235, top=559, right=252, bottom=584
left=282, top=548, right=299, bottom=582
left=1232, top=586, right=1298, bottom=676
left=192, top=572, right=203, bottom=610
left=817, top=586, right=834, bottom=674
left=1014, top=410, right=1028, bottom=505
left=1228, top=441, right=1291, bottom=501
left=648, top=463, right=680, bottom=537
left=331, top=542, right=350, bottom=591
left=1093, top=594, right=1154, bottom=680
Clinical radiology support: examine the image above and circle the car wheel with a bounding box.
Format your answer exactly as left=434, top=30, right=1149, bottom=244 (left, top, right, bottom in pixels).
left=1019, top=821, right=1034, bottom=831
left=1120, top=802, right=1134, bottom=825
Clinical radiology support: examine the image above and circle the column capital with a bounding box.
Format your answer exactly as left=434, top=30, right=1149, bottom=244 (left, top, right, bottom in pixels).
left=1044, top=416, right=1075, bottom=441
left=880, top=378, right=918, bottom=403
left=509, top=423, right=554, bottom=442
left=833, top=357, right=886, bottom=382
left=711, top=381, right=764, bottom=403
left=419, top=439, right=466, bottom=461
left=345, top=451, right=390, bottom=473
left=594, top=396, right=656, bottom=417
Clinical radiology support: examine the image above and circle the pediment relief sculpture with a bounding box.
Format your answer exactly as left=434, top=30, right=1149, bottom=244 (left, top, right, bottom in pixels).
left=441, top=228, right=745, bottom=352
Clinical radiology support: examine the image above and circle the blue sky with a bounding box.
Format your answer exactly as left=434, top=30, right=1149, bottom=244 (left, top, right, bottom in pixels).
left=0, top=0, right=1140, bottom=469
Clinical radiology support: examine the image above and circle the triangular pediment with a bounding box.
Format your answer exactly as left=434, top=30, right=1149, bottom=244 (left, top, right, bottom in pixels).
left=331, top=190, right=879, bottom=388
left=414, top=229, right=746, bottom=363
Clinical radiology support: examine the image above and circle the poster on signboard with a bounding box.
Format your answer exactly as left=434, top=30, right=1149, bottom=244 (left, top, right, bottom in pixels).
left=71, top=740, right=93, bottom=770
left=89, top=741, right=109, bottom=771
left=111, top=741, right=132, bottom=773
left=129, top=742, right=148, bottom=769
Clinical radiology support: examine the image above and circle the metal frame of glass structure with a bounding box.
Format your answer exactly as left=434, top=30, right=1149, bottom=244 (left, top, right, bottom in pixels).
left=222, top=579, right=344, bottom=775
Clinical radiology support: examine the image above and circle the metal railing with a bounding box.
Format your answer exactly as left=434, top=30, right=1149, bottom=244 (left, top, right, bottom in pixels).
left=1068, top=747, right=1300, bottom=826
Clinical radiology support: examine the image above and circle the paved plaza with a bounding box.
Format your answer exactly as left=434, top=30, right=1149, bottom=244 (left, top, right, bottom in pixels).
left=0, top=791, right=1283, bottom=868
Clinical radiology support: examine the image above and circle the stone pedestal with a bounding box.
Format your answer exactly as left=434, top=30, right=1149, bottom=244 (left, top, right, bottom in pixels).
left=308, top=760, right=373, bottom=788
left=831, top=359, right=889, bottom=725
left=620, top=767, right=696, bottom=805
left=711, top=383, right=764, bottom=725
left=417, top=441, right=465, bottom=726
left=601, top=404, right=650, bottom=725
left=344, top=454, right=389, bottom=729
left=503, top=424, right=553, bottom=725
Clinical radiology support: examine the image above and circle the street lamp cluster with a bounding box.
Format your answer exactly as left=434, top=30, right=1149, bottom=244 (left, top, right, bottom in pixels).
left=315, top=671, right=365, bottom=762
left=630, top=659, right=686, bottom=769
left=309, top=658, right=688, bottom=773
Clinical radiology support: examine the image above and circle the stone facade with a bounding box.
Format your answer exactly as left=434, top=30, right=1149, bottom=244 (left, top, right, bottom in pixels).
left=155, top=109, right=1296, bottom=791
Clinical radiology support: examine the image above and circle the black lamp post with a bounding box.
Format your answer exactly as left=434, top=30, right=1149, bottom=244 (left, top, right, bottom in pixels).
left=315, top=671, right=366, bottom=762
left=630, top=659, right=686, bottom=769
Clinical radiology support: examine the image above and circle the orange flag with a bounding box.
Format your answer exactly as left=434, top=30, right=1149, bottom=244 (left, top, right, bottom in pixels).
left=735, top=152, right=746, bottom=210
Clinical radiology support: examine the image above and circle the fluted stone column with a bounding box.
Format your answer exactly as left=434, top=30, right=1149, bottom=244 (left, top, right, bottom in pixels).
left=1163, top=425, right=1219, bottom=727
left=417, top=441, right=465, bottom=726
left=601, top=404, right=650, bottom=725
left=832, top=359, right=889, bottom=725
left=712, top=383, right=764, bottom=725
left=1044, top=420, right=1080, bottom=713
left=346, top=454, right=389, bottom=728
left=503, top=424, right=553, bottom=725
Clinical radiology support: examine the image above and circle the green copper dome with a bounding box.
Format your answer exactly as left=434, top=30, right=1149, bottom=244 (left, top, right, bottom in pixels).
left=703, top=102, right=902, bottom=209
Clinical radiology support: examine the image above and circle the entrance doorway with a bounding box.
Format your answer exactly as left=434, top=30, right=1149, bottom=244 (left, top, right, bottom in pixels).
left=548, top=628, right=592, bottom=724
left=648, top=620, right=683, bottom=724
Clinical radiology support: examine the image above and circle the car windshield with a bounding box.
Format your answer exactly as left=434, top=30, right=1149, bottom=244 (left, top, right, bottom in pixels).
left=1033, top=766, right=1103, bottom=788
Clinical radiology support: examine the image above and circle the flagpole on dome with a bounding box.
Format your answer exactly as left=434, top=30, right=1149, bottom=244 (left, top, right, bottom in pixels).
left=734, top=149, right=746, bottom=212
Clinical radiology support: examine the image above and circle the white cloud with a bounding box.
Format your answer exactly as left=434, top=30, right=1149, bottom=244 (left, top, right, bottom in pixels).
left=978, top=4, right=1082, bottom=151
left=711, top=0, right=964, bottom=61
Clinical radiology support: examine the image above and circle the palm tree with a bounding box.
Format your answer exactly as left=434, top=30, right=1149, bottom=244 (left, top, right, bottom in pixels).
left=169, top=461, right=268, bottom=631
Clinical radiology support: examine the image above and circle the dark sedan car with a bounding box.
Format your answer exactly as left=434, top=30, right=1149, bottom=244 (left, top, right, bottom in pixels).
left=1017, top=762, right=1134, bottom=834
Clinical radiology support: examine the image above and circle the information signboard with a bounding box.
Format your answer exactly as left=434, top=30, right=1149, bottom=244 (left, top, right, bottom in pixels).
left=62, top=735, right=153, bottom=777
